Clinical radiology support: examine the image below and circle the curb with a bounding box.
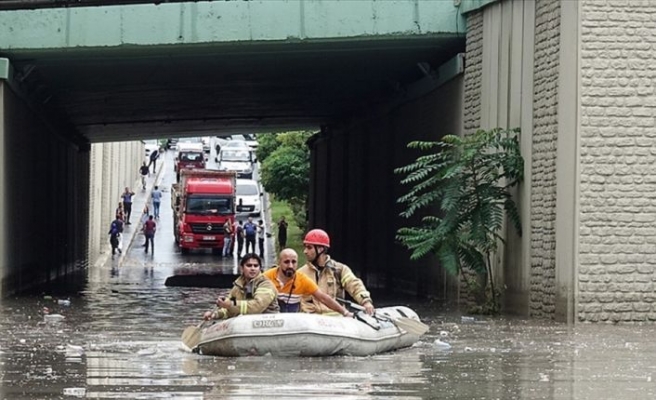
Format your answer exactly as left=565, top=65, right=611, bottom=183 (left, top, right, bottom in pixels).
left=118, top=156, right=167, bottom=267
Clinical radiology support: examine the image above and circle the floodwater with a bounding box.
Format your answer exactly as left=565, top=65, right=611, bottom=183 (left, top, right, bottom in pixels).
left=3, top=152, right=656, bottom=399
left=2, top=262, right=656, bottom=400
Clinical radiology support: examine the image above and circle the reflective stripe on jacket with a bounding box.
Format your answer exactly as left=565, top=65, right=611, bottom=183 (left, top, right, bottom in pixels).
left=297, top=256, right=372, bottom=314
left=213, top=273, right=279, bottom=319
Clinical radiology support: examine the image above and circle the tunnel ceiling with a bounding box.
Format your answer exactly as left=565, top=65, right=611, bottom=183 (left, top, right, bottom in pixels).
left=4, top=36, right=464, bottom=143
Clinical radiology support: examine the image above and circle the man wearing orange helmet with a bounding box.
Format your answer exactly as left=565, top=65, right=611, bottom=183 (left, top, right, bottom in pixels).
left=298, top=229, right=375, bottom=315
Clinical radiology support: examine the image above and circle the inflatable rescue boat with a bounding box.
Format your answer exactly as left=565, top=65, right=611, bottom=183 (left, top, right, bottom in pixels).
left=196, top=306, right=424, bottom=357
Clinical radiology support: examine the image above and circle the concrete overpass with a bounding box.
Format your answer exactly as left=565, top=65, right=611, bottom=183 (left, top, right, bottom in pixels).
left=0, top=0, right=464, bottom=141
left=0, top=0, right=466, bottom=298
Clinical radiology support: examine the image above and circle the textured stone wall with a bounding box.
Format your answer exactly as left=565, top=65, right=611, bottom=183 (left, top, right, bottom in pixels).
left=88, top=141, right=144, bottom=268
left=578, top=1, right=656, bottom=323
left=530, top=0, right=560, bottom=318
left=463, top=11, right=483, bottom=135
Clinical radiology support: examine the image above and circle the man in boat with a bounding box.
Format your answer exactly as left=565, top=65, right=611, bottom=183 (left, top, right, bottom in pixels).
left=264, top=248, right=354, bottom=317
left=203, top=253, right=279, bottom=320
left=298, top=229, right=375, bottom=316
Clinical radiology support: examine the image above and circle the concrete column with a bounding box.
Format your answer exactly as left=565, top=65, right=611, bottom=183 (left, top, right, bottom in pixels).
left=554, top=0, right=580, bottom=323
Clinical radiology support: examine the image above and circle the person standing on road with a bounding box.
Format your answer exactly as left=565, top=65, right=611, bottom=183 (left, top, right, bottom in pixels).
left=257, top=219, right=265, bottom=259
left=236, top=220, right=245, bottom=257
left=151, top=185, right=162, bottom=219
left=108, top=216, right=124, bottom=257
left=148, top=148, right=159, bottom=174
left=298, top=229, right=375, bottom=316
left=243, top=216, right=257, bottom=254
left=263, top=248, right=353, bottom=316
left=222, top=219, right=233, bottom=257
left=139, top=162, right=149, bottom=190
left=121, top=187, right=135, bottom=225
left=143, top=215, right=156, bottom=254
left=203, top=253, right=279, bottom=320
left=277, top=216, right=288, bottom=250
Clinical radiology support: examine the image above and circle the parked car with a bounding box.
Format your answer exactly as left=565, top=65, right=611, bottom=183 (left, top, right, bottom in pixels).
left=217, top=148, right=255, bottom=179
left=236, top=179, right=262, bottom=216
left=143, top=139, right=160, bottom=159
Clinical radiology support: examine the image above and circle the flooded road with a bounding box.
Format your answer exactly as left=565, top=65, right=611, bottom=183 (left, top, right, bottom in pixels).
left=2, top=150, right=656, bottom=399
left=3, top=271, right=656, bottom=400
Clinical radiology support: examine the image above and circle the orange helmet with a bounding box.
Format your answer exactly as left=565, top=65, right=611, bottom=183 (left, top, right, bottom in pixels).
left=303, top=229, right=330, bottom=248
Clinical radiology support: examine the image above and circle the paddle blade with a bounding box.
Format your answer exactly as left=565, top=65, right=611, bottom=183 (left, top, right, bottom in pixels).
left=393, top=317, right=430, bottom=336
left=181, top=325, right=202, bottom=350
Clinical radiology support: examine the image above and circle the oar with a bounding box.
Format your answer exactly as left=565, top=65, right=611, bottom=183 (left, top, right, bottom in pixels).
left=338, top=298, right=430, bottom=336
left=181, top=320, right=209, bottom=350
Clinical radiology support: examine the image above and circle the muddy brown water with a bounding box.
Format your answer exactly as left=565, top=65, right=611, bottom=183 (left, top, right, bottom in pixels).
left=1, top=263, right=655, bottom=399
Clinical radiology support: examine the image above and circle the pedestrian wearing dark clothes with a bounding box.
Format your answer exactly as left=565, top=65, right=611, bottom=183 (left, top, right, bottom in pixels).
left=108, top=217, right=124, bottom=257
left=257, top=219, right=265, bottom=259
left=121, top=187, right=135, bottom=225
left=277, top=216, right=288, bottom=250
left=148, top=148, right=159, bottom=173
left=139, top=162, right=149, bottom=190
left=236, top=220, right=245, bottom=257
left=243, top=216, right=257, bottom=254
left=143, top=215, right=156, bottom=254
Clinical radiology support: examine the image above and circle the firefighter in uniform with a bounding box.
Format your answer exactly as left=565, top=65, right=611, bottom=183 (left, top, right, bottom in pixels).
left=204, top=253, right=279, bottom=320
left=298, top=229, right=375, bottom=316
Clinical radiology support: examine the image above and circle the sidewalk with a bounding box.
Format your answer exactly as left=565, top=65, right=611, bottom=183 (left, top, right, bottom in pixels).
left=95, top=154, right=167, bottom=268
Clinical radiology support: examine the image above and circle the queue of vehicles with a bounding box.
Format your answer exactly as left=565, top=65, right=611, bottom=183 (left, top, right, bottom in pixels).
left=169, top=134, right=262, bottom=254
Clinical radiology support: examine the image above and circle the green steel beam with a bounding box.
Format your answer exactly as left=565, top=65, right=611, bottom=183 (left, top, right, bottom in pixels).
left=0, top=0, right=465, bottom=51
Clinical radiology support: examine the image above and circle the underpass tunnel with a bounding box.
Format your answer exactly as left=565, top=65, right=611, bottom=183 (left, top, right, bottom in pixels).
left=0, top=2, right=466, bottom=298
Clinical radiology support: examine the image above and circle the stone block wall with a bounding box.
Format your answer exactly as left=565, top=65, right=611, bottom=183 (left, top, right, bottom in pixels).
left=88, top=141, right=144, bottom=268
left=464, top=11, right=483, bottom=136
left=578, top=0, right=656, bottom=323
left=529, top=0, right=560, bottom=318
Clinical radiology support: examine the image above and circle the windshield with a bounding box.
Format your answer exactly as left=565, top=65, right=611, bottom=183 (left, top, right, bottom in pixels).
left=236, top=184, right=259, bottom=196
left=220, top=150, right=251, bottom=162
left=185, top=195, right=233, bottom=215
left=180, top=152, right=204, bottom=162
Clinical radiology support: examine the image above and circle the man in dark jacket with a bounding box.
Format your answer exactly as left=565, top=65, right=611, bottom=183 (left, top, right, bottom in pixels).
left=148, top=148, right=159, bottom=173
left=108, top=217, right=124, bottom=257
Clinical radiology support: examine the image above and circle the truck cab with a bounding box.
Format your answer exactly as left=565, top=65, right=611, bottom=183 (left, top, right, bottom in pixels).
left=172, top=170, right=237, bottom=254
left=175, top=142, right=206, bottom=181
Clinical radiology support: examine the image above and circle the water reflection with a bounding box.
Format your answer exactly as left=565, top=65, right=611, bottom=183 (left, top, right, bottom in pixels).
left=2, top=264, right=656, bottom=399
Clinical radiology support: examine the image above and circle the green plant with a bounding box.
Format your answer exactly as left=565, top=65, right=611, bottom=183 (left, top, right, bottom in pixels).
left=394, top=128, right=524, bottom=312
left=269, top=197, right=304, bottom=257
left=255, top=133, right=281, bottom=164
left=259, top=131, right=313, bottom=230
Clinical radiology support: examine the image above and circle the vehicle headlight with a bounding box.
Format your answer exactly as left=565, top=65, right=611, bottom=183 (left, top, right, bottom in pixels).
left=183, top=235, right=194, bottom=242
